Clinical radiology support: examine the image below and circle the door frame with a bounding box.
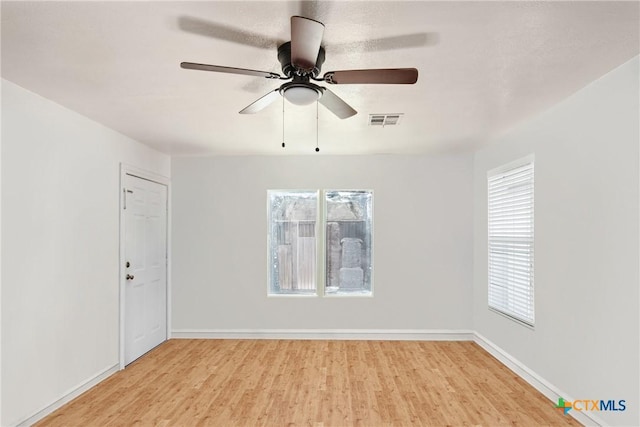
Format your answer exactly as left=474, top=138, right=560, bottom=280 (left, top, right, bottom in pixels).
left=119, top=163, right=171, bottom=370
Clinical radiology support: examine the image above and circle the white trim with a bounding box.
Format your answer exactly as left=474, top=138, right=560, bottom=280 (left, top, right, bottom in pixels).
left=324, top=292, right=374, bottom=298
left=0, top=83, right=3, bottom=425
left=486, top=153, right=535, bottom=178
left=167, top=180, right=172, bottom=341
left=488, top=307, right=535, bottom=331
left=473, top=332, right=604, bottom=427
left=120, top=163, right=170, bottom=186
left=118, top=166, right=126, bottom=370
left=172, top=329, right=474, bottom=341
left=119, top=163, right=171, bottom=370
left=317, top=190, right=325, bottom=298
left=16, top=364, right=119, bottom=427
left=266, top=294, right=318, bottom=298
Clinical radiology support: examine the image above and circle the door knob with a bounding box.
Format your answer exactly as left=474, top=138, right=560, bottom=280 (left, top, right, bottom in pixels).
left=126, top=274, right=135, bottom=280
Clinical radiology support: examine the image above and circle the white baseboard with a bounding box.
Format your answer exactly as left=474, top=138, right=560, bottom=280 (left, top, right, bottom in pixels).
left=16, top=363, right=119, bottom=427
left=172, top=328, right=474, bottom=341
left=473, top=332, right=605, bottom=427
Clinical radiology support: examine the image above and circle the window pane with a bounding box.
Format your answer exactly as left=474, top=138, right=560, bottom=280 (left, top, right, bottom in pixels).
left=268, top=191, right=317, bottom=294
left=325, top=190, right=373, bottom=295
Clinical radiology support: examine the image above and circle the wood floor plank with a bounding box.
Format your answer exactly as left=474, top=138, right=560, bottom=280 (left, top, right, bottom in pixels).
left=36, top=339, right=581, bottom=427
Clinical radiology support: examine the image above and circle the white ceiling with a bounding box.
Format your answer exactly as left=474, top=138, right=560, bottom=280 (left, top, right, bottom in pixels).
left=2, top=1, right=638, bottom=156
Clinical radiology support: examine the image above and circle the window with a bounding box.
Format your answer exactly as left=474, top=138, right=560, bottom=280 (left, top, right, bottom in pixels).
left=325, top=191, right=373, bottom=295
left=268, top=190, right=318, bottom=295
left=488, top=159, right=534, bottom=326
left=268, top=190, right=373, bottom=296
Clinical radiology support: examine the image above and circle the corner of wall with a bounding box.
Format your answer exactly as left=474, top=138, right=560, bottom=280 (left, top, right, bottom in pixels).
left=1, top=78, right=4, bottom=427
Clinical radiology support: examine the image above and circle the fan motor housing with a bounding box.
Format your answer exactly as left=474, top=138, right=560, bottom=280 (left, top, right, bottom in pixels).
left=278, top=41, right=326, bottom=78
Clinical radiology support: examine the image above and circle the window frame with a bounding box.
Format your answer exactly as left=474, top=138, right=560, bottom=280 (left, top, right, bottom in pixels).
left=267, top=189, right=373, bottom=297
left=487, top=156, right=535, bottom=327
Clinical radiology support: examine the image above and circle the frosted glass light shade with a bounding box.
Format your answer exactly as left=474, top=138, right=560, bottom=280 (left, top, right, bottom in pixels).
left=283, top=86, right=320, bottom=106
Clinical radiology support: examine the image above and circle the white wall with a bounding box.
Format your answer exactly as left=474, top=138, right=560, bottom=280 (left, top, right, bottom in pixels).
left=171, top=154, right=473, bottom=332
left=1, top=80, right=170, bottom=426
left=473, top=56, right=639, bottom=426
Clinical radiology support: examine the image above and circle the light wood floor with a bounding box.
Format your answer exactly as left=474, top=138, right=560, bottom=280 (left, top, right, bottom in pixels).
left=37, top=339, right=580, bottom=426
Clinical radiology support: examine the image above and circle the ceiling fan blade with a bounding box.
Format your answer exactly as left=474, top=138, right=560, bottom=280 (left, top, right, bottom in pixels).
left=239, top=89, right=281, bottom=114
left=323, top=68, right=418, bottom=85
left=328, top=33, right=436, bottom=54
left=178, top=16, right=279, bottom=50
left=318, top=89, right=357, bottom=119
left=290, top=16, right=325, bottom=73
left=296, top=0, right=332, bottom=22
left=180, top=62, right=282, bottom=79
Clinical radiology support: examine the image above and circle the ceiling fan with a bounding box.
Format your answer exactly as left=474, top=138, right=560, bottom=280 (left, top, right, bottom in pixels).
left=180, top=16, right=418, bottom=119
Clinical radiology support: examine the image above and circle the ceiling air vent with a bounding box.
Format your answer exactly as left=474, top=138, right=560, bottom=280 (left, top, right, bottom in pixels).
left=368, top=113, right=403, bottom=126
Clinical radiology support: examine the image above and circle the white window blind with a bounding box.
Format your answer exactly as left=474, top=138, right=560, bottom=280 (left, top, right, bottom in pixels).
left=488, top=161, right=534, bottom=326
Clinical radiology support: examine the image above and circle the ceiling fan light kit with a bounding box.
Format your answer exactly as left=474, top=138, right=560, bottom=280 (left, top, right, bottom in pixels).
left=181, top=16, right=418, bottom=121
left=280, top=81, right=323, bottom=106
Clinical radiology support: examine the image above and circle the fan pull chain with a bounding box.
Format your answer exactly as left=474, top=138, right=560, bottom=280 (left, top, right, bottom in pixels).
left=281, top=96, right=285, bottom=148
left=315, top=101, right=320, bottom=153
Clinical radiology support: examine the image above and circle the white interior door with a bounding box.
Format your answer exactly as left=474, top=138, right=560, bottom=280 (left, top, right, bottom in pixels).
left=124, top=174, right=168, bottom=365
